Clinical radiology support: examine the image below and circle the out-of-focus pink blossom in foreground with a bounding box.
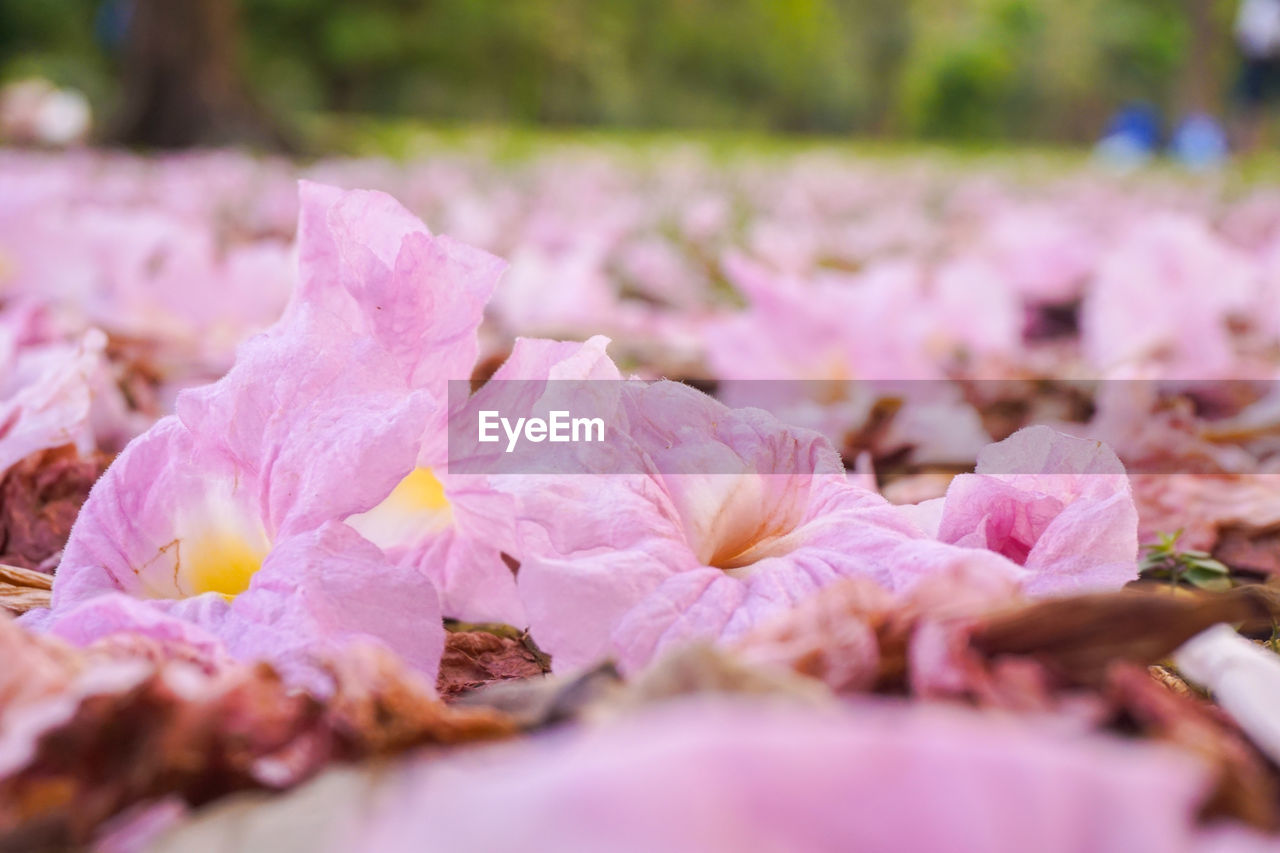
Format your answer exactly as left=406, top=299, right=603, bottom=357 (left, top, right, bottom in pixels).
left=355, top=697, right=1223, bottom=853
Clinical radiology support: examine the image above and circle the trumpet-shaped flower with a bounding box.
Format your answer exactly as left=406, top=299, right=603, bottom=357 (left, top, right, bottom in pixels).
left=34, top=182, right=508, bottom=687
left=935, top=425, right=1140, bottom=595
left=350, top=333, right=620, bottom=626
left=513, top=381, right=1029, bottom=673
left=514, top=389, right=1139, bottom=673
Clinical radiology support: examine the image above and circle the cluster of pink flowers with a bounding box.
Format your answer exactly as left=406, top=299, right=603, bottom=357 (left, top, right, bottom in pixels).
left=6, top=180, right=1135, bottom=685
left=2, top=146, right=1279, bottom=850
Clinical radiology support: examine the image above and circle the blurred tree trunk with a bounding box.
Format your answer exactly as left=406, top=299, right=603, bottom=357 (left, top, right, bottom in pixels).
left=1180, top=0, right=1222, bottom=115
left=859, top=0, right=911, bottom=136
left=109, top=0, right=292, bottom=149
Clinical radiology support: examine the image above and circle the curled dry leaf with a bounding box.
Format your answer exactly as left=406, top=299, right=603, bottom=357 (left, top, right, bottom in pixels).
left=436, top=630, right=549, bottom=700
left=737, top=577, right=1280, bottom=700
left=0, top=619, right=514, bottom=850
left=969, top=585, right=1280, bottom=686
left=0, top=446, right=108, bottom=572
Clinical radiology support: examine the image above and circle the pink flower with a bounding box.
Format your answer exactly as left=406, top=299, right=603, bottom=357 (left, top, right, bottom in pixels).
left=706, top=252, right=942, bottom=382
left=0, top=303, right=137, bottom=473
left=355, top=697, right=1213, bottom=853
left=1081, top=215, right=1256, bottom=377
left=513, top=381, right=1023, bottom=673
left=935, top=425, right=1140, bottom=595
left=34, top=182, right=509, bottom=688
left=269, top=184, right=624, bottom=628
left=976, top=204, right=1097, bottom=304
left=2, top=197, right=293, bottom=384
left=515, top=397, right=1138, bottom=674
left=354, top=333, right=620, bottom=625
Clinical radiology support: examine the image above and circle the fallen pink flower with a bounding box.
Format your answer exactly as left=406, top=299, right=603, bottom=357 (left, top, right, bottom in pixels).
left=517, top=407, right=1138, bottom=674
left=0, top=309, right=118, bottom=478
left=348, top=332, right=620, bottom=627
left=1081, top=215, right=1257, bottom=377
left=355, top=696, right=1217, bottom=853
left=32, top=183, right=512, bottom=687
left=935, top=425, right=1140, bottom=595
left=513, top=381, right=1027, bottom=673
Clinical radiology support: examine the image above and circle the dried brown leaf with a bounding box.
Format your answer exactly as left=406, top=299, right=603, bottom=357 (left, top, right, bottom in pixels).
left=1214, top=526, right=1280, bottom=577
left=970, top=585, right=1280, bottom=685
left=436, top=630, right=548, bottom=700
left=0, top=626, right=514, bottom=849
left=0, top=446, right=108, bottom=573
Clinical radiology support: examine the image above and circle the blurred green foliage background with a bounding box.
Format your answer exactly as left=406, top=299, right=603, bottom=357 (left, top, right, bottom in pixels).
left=0, top=0, right=1241, bottom=142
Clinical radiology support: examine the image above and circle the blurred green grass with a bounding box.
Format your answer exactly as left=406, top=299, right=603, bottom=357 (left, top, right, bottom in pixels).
left=303, top=112, right=1280, bottom=197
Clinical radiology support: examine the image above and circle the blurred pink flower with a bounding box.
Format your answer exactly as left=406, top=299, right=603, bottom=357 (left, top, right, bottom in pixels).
left=706, top=252, right=942, bottom=381
left=976, top=204, right=1097, bottom=304
left=1081, top=215, right=1257, bottom=377
left=0, top=302, right=139, bottom=473
left=356, top=697, right=1214, bottom=853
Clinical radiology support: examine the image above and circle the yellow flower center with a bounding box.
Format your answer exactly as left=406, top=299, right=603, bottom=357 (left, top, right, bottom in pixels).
left=184, top=530, right=269, bottom=598
left=346, top=467, right=453, bottom=550
left=385, top=466, right=451, bottom=514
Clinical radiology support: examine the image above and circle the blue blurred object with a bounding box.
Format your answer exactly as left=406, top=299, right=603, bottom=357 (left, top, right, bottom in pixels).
left=1094, top=103, right=1161, bottom=170
left=94, top=0, right=134, bottom=52
left=1170, top=113, right=1230, bottom=170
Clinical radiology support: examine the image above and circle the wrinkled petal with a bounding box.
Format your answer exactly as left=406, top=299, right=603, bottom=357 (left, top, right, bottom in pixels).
left=514, top=382, right=1027, bottom=673
left=39, top=593, right=231, bottom=666
left=224, top=523, right=444, bottom=692
left=937, top=426, right=1138, bottom=594
left=53, top=417, right=268, bottom=607
left=0, top=327, right=109, bottom=476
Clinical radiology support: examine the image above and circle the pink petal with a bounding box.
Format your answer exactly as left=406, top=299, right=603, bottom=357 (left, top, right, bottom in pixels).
left=937, top=426, right=1138, bottom=594
left=356, top=698, right=1211, bottom=853
left=224, top=522, right=444, bottom=692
